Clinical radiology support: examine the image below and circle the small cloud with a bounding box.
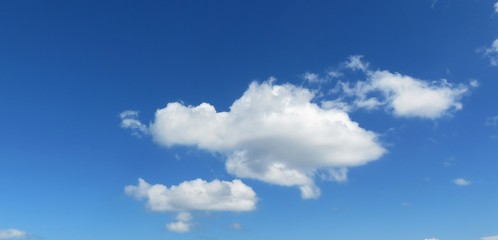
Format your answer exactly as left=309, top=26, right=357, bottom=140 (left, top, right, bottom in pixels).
left=120, top=110, right=148, bottom=137
left=327, top=70, right=343, bottom=78
left=495, top=2, right=498, bottom=13
left=0, top=229, right=27, bottom=239
left=166, top=212, right=192, bottom=233
left=229, top=222, right=243, bottom=230
left=337, top=68, right=469, bottom=119
left=125, top=178, right=258, bottom=212
left=469, top=79, right=480, bottom=88
left=482, top=235, right=498, bottom=240
left=425, top=238, right=439, bottom=240
left=302, top=72, right=322, bottom=84
left=485, top=116, right=498, bottom=127
left=482, top=38, right=498, bottom=66
left=431, top=0, right=439, bottom=9
left=454, top=178, right=471, bottom=186
left=344, top=55, right=370, bottom=72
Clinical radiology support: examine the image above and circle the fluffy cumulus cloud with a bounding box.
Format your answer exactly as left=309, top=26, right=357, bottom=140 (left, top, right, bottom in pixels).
left=0, top=229, right=27, bottom=240
left=124, top=81, right=386, bottom=199
left=482, top=235, right=498, bottom=240
left=338, top=56, right=471, bottom=119
left=166, top=212, right=192, bottom=233
left=125, top=178, right=257, bottom=212
left=454, top=178, right=471, bottom=186
left=484, top=39, right=498, bottom=66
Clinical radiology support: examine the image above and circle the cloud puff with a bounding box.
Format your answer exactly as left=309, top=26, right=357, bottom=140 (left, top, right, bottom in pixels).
left=339, top=56, right=470, bottom=119
left=424, top=238, right=439, bottom=240
left=131, top=81, right=385, bottom=199
left=482, top=235, right=498, bottom=240
left=0, top=229, right=27, bottom=240
left=166, top=212, right=192, bottom=233
left=484, top=39, right=498, bottom=66
left=495, top=2, right=498, bottom=13
left=125, top=178, right=257, bottom=212
left=454, top=178, right=471, bottom=186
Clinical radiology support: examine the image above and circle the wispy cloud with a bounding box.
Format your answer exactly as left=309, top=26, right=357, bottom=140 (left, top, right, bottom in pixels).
left=0, top=229, right=27, bottom=240
left=482, top=235, right=498, bottom=240
left=229, top=222, right=243, bottom=230
left=120, top=110, right=148, bottom=137
left=482, top=39, right=498, bottom=66
left=485, top=116, right=498, bottom=127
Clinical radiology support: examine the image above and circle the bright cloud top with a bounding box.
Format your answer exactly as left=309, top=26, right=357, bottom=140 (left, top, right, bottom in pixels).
left=337, top=56, right=470, bottom=119
left=123, top=81, right=386, bottom=199
left=0, top=229, right=27, bottom=240
left=125, top=178, right=257, bottom=212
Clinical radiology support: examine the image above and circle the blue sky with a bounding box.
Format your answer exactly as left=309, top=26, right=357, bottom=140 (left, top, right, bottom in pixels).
left=1, top=1, right=498, bottom=240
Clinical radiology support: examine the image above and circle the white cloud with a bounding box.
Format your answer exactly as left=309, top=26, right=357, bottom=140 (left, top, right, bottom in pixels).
left=484, top=39, right=498, bottom=66
left=132, top=81, right=385, bottom=199
left=368, top=71, right=467, bottom=118
left=482, top=235, right=498, bottom=240
left=166, top=212, right=192, bottom=233
left=454, top=178, right=471, bottom=186
left=339, top=56, right=470, bottom=119
left=125, top=178, right=257, bottom=212
left=486, top=116, right=498, bottom=126
left=0, top=229, right=27, bottom=240
left=424, top=238, right=439, bottom=240
left=495, top=2, right=498, bottom=13
left=120, top=110, right=148, bottom=136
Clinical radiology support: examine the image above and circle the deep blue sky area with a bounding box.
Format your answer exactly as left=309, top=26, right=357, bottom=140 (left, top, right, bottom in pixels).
left=1, top=1, right=497, bottom=240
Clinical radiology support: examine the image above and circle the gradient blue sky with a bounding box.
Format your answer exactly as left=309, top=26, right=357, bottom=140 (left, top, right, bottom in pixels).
left=1, top=1, right=498, bottom=240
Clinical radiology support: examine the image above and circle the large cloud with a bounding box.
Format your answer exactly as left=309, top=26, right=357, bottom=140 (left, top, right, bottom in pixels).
left=123, top=81, right=385, bottom=199
left=0, top=229, right=27, bottom=240
left=125, top=178, right=257, bottom=212
left=337, top=56, right=470, bottom=119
